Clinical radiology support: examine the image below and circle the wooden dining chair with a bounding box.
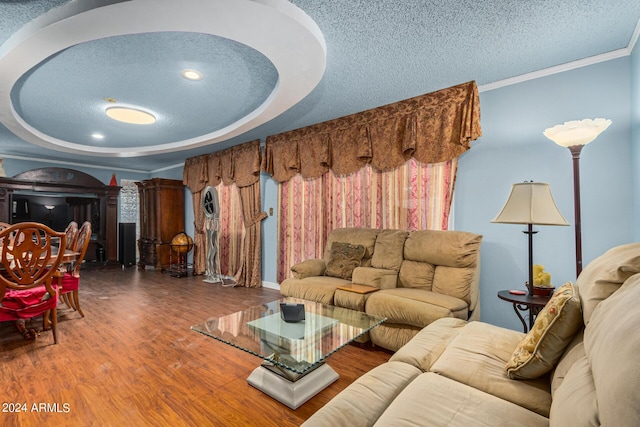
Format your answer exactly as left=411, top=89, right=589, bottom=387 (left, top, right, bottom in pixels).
left=0, top=222, right=10, bottom=243
left=0, top=222, right=67, bottom=344
left=59, top=221, right=92, bottom=317
left=63, top=221, right=79, bottom=252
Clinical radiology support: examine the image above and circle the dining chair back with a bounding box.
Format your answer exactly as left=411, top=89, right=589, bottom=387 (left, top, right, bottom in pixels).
left=60, top=221, right=92, bottom=317
left=0, top=222, right=67, bottom=344
left=64, top=221, right=79, bottom=252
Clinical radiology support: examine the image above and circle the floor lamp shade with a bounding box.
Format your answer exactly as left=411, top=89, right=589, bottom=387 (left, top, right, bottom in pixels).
left=492, top=182, right=569, bottom=295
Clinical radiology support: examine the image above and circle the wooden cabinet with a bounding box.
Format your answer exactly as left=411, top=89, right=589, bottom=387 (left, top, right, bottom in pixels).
left=136, top=178, right=184, bottom=271
left=0, top=167, right=120, bottom=264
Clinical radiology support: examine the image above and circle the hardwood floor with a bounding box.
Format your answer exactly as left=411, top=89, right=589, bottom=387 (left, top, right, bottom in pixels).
left=1, top=267, right=391, bottom=426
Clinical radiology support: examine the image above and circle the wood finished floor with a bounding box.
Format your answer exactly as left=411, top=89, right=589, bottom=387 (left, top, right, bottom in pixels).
left=1, top=267, right=391, bottom=426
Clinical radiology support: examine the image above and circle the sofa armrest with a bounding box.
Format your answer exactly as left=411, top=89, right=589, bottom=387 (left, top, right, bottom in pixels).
left=290, top=259, right=326, bottom=279
left=352, top=267, right=398, bottom=289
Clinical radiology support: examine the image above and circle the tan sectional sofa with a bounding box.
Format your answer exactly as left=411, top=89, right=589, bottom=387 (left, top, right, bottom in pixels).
left=302, top=243, right=640, bottom=426
left=280, top=227, right=482, bottom=351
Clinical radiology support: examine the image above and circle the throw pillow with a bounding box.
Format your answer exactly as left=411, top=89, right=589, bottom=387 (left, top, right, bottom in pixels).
left=325, top=242, right=366, bottom=280
left=505, top=282, right=583, bottom=380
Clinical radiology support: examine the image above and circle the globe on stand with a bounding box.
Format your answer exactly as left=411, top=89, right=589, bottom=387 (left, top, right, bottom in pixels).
left=171, top=232, right=194, bottom=254
left=169, top=232, right=194, bottom=277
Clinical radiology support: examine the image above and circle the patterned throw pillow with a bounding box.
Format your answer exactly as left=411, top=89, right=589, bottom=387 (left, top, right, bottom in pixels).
left=505, top=282, right=583, bottom=380
left=324, top=242, right=366, bottom=280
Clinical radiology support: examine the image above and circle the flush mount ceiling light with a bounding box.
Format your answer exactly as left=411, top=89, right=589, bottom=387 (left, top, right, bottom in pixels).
left=181, top=69, right=202, bottom=81
left=105, top=107, right=156, bottom=125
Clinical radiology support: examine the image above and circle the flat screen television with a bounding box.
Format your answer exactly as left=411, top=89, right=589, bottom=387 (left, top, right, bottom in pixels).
left=10, top=193, right=100, bottom=234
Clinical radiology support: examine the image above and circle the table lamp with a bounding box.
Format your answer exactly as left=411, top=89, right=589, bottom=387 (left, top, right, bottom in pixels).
left=492, top=181, right=569, bottom=296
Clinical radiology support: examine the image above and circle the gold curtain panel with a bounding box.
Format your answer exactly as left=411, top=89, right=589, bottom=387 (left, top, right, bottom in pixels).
left=262, top=80, right=482, bottom=183
left=183, top=139, right=262, bottom=193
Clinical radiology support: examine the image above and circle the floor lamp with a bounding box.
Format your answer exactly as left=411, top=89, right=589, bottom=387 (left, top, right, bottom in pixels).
left=543, top=118, right=611, bottom=278
left=492, top=182, right=569, bottom=296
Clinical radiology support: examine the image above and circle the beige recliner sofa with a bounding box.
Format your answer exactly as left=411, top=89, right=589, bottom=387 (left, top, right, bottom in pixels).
left=302, top=243, right=640, bottom=426
left=280, top=227, right=482, bottom=351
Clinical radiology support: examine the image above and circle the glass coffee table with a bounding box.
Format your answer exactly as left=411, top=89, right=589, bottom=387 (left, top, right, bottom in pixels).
left=191, top=297, right=386, bottom=409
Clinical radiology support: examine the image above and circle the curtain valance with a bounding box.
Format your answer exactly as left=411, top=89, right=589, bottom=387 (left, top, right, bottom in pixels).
left=183, top=139, right=262, bottom=192
left=262, top=81, right=481, bottom=183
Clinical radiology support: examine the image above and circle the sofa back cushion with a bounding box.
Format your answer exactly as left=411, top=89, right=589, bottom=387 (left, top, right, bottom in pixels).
left=398, top=230, right=482, bottom=304
left=582, top=273, right=640, bottom=425
left=576, top=242, right=640, bottom=324
left=371, top=229, right=409, bottom=271
left=323, top=228, right=379, bottom=267
left=549, top=355, right=598, bottom=427
left=551, top=273, right=640, bottom=426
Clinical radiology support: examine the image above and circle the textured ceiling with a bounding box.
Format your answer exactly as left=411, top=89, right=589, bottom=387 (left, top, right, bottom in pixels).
left=0, top=0, right=639, bottom=173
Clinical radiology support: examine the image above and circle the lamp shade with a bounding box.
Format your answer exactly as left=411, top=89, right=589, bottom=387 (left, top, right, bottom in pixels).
left=492, top=182, right=569, bottom=226
left=543, top=118, right=611, bottom=148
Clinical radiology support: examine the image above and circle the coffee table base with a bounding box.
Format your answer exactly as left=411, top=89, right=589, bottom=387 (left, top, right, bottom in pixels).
left=247, top=363, right=339, bottom=409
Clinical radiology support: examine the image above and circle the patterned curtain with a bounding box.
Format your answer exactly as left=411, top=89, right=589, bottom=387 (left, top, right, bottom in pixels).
left=184, top=140, right=266, bottom=286
left=216, top=182, right=245, bottom=279
left=277, top=158, right=457, bottom=282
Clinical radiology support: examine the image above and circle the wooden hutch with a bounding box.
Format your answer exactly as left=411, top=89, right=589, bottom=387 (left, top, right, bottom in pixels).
left=0, top=167, right=120, bottom=263
left=136, top=178, right=184, bottom=272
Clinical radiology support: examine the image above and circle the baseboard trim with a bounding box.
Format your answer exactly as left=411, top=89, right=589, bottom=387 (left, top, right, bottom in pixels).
left=262, top=281, right=280, bottom=290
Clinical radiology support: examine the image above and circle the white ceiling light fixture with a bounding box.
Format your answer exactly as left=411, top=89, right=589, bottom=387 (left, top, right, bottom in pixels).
left=181, top=69, right=202, bottom=81
left=105, top=107, right=156, bottom=125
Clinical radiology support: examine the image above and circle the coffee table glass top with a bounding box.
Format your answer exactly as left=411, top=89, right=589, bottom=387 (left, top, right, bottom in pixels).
left=191, top=297, right=386, bottom=375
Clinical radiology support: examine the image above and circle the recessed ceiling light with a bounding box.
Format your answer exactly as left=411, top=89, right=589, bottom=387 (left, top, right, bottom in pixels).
left=91, top=133, right=105, bottom=139
left=105, top=107, right=156, bottom=125
left=181, top=69, right=202, bottom=81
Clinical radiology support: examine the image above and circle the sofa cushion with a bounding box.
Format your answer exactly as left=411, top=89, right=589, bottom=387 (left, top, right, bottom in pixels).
left=352, top=266, right=398, bottom=289
left=549, top=355, right=598, bottom=427
left=371, top=229, right=408, bottom=271
left=399, top=230, right=481, bottom=304
left=403, top=229, right=482, bottom=268
left=301, top=361, right=422, bottom=427
left=366, top=288, right=468, bottom=327
left=398, top=260, right=435, bottom=289
left=390, top=317, right=466, bottom=371
left=582, top=272, right=640, bottom=426
left=279, top=276, right=350, bottom=305
left=325, top=242, right=366, bottom=280
left=323, top=228, right=379, bottom=267
left=430, top=321, right=552, bottom=417
left=369, top=323, right=424, bottom=353
left=575, top=242, right=640, bottom=324
left=432, top=265, right=476, bottom=304
left=505, top=282, right=582, bottom=380
left=550, top=330, right=585, bottom=395
left=290, top=258, right=326, bottom=279
left=374, top=373, right=549, bottom=427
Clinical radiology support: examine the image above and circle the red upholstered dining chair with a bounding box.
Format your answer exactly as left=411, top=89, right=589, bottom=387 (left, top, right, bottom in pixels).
left=0, top=222, right=67, bottom=344
left=59, top=221, right=91, bottom=317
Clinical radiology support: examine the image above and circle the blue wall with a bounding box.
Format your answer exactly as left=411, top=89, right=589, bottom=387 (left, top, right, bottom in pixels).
left=457, top=57, right=634, bottom=330
left=632, top=42, right=640, bottom=242
left=3, top=50, right=637, bottom=332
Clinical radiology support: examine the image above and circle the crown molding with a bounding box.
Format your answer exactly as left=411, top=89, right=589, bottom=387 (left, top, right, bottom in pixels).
left=479, top=47, right=630, bottom=93
left=0, top=153, right=149, bottom=174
